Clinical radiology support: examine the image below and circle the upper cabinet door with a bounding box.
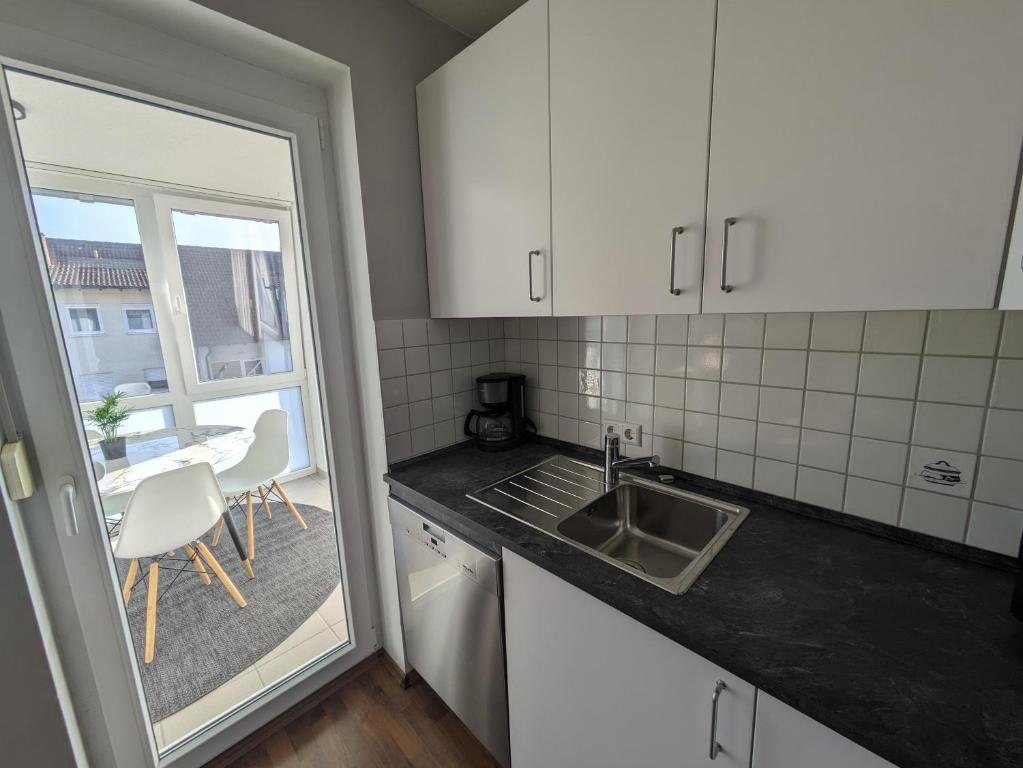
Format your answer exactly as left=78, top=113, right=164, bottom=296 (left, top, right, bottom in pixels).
left=417, top=0, right=551, bottom=318
left=550, top=0, right=715, bottom=316
left=704, top=0, right=1023, bottom=314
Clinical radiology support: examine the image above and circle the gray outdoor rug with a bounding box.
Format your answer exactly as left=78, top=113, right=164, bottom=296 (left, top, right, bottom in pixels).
left=115, top=501, right=342, bottom=722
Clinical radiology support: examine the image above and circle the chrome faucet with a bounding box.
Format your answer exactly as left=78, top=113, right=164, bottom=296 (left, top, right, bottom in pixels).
left=603, top=433, right=659, bottom=486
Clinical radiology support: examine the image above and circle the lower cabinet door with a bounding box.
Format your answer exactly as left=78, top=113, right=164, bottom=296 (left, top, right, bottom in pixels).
left=503, top=549, right=754, bottom=768
left=752, top=693, right=896, bottom=768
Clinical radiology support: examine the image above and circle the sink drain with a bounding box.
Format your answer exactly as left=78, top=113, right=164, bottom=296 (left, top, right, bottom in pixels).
left=617, top=557, right=647, bottom=573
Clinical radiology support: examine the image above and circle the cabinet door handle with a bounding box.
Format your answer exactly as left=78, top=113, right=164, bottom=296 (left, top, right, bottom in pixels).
left=709, top=679, right=726, bottom=760
left=720, top=217, right=737, bottom=293
left=668, top=225, right=685, bottom=296
left=528, top=250, right=542, bottom=302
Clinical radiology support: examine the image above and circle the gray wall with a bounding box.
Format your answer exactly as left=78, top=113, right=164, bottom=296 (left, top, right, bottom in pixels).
left=194, top=0, right=468, bottom=320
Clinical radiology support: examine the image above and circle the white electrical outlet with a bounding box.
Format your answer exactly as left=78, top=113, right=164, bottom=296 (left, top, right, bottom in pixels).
left=604, top=421, right=642, bottom=446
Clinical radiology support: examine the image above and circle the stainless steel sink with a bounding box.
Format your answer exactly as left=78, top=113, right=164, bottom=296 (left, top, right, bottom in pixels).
left=467, top=455, right=748, bottom=594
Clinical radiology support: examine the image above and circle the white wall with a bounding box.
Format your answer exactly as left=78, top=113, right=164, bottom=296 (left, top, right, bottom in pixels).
left=192, top=0, right=469, bottom=320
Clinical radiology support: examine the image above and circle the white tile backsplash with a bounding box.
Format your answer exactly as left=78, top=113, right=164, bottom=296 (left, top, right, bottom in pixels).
left=379, top=310, right=1022, bottom=557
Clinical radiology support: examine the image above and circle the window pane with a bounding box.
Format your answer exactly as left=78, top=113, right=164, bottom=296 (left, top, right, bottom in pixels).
left=34, top=192, right=171, bottom=402
left=125, top=307, right=154, bottom=331
left=193, top=386, right=309, bottom=472
left=171, top=210, right=294, bottom=383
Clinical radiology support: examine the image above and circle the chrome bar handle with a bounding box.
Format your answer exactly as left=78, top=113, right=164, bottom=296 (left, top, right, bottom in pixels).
left=709, top=679, right=726, bottom=760
left=528, top=250, right=542, bottom=302
left=720, top=217, right=737, bottom=293
left=668, top=225, right=685, bottom=295
left=59, top=476, right=79, bottom=536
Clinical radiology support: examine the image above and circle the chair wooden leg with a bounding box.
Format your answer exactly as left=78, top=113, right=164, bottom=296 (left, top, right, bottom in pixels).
left=273, top=480, right=307, bottom=530
left=122, top=558, right=139, bottom=607
left=258, top=484, right=272, bottom=519
left=211, top=516, right=225, bottom=547
left=183, top=544, right=211, bottom=585
left=144, top=562, right=158, bottom=664
left=246, top=491, right=255, bottom=560
left=195, top=541, right=247, bottom=608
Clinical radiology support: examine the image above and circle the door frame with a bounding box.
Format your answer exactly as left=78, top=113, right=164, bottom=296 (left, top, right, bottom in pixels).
left=0, top=9, right=381, bottom=768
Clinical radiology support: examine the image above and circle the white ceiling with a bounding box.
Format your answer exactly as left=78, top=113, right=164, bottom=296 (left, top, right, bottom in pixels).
left=406, top=0, right=526, bottom=39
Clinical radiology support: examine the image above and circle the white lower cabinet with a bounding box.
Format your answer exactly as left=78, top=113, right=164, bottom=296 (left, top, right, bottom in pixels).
left=503, top=549, right=755, bottom=768
left=752, top=693, right=895, bottom=768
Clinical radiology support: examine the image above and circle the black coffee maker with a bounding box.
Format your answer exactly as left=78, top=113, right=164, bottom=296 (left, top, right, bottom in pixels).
left=464, top=372, right=535, bottom=451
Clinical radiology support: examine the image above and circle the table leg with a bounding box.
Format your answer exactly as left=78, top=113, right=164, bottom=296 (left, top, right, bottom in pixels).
left=220, top=508, right=255, bottom=579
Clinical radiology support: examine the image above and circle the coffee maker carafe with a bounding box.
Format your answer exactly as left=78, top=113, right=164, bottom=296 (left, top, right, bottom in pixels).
left=464, top=372, right=534, bottom=451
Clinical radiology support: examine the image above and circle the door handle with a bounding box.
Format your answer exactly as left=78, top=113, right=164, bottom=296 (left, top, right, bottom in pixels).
left=528, top=250, right=542, bottom=302
left=709, top=679, right=726, bottom=759
left=58, top=475, right=79, bottom=535
left=668, top=225, right=685, bottom=296
left=720, top=217, right=737, bottom=293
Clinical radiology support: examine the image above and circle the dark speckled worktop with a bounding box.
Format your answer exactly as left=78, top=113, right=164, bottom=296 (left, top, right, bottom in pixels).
left=384, top=439, right=1023, bottom=768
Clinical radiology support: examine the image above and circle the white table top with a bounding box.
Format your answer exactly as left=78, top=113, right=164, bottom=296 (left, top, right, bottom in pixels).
left=91, top=425, right=254, bottom=499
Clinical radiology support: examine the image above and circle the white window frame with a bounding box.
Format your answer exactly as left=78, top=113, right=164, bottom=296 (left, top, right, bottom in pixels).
left=122, top=303, right=157, bottom=334
left=65, top=303, right=104, bottom=336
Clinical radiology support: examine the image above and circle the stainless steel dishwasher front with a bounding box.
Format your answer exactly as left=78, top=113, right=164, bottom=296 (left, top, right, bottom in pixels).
left=388, top=496, right=510, bottom=767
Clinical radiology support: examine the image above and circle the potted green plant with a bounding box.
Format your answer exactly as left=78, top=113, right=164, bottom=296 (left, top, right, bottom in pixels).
left=86, top=392, right=131, bottom=460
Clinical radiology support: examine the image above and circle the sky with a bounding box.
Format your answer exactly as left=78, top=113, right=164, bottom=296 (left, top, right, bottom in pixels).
left=32, top=193, right=282, bottom=251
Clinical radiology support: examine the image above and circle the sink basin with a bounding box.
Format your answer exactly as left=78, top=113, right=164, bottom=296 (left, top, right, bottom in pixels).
left=467, top=455, right=748, bottom=594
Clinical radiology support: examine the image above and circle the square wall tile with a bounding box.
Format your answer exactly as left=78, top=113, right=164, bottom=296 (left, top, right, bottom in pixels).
left=724, top=314, right=765, bottom=347
left=411, top=425, right=435, bottom=455
left=689, top=314, right=724, bottom=346
left=580, top=342, right=601, bottom=369
left=982, top=409, right=1023, bottom=460
left=580, top=395, right=601, bottom=422
left=905, top=445, right=976, bottom=498
left=519, top=339, right=538, bottom=364
left=404, top=346, right=430, bottom=376
left=798, top=430, right=849, bottom=472
left=653, top=407, right=684, bottom=440
left=628, top=315, right=657, bottom=344
left=539, top=388, right=558, bottom=414
left=684, top=442, right=716, bottom=477
left=558, top=417, right=580, bottom=444
left=925, top=310, right=1001, bottom=356
left=796, top=467, right=845, bottom=511
left=720, top=383, right=759, bottom=420
left=449, top=318, right=470, bottom=342
left=430, top=370, right=452, bottom=397
left=579, top=369, right=601, bottom=396
left=602, top=342, right=627, bottom=372
left=558, top=392, right=579, bottom=418
left=852, top=396, right=914, bottom=442
left=580, top=316, right=602, bottom=342
left=488, top=318, right=504, bottom=338
left=721, top=348, right=762, bottom=384
left=754, top=457, right=797, bottom=498
left=627, top=374, right=654, bottom=405
left=517, top=317, right=537, bottom=340
left=601, top=371, right=626, bottom=401
left=539, top=365, right=557, bottom=391
left=974, top=456, right=1023, bottom=509
left=806, top=351, right=859, bottom=393
left=385, top=432, right=411, bottom=463
left=625, top=402, right=653, bottom=440
left=656, top=315, right=688, bottom=345
left=862, top=311, right=927, bottom=353
left=917, top=356, right=993, bottom=406
left=538, top=339, right=557, bottom=365
left=848, top=437, right=907, bottom=484
left=999, top=312, right=1023, bottom=357
left=558, top=341, right=579, bottom=367
left=717, top=450, right=754, bottom=487
left=756, top=423, right=800, bottom=462
left=380, top=377, right=409, bottom=408
left=602, top=397, right=626, bottom=421
left=378, top=348, right=406, bottom=379
left=686, top=347, right=722, bottom=380
left=764, top=313, right=811, bottom=349
left=684, top=411, right=718, bottom=447
left=718, top=417, right=756, bottom=454
left=505, top=338, right=521, bottom=362
left=432, top=395, right=454, bottom=423
left=409, top=400, right=433, bottom=429
left=538, top=317, right=558, bottom=340
left=911, top=403, right=983, bottom=452
left=810, top=312, right=864, bottom=351
left=843, top=477, right=901, bottom=525
left=653, top=377, right=685, bottom=410
left=602, top=315, right=628, bottom=342
left=427, top=319, right=450, bottom=344
left=376, top=319, right=404, bottom=350
left=503, top=318, right=520, bottom=339
left=900, top=489, right=968, bottom=541
left=470, top=340, right=491, bottom=365
left=434, top=420, right=456, bottom=448
left=402, top=319, right=429, bottom=347
left=990, top=359, right=1023, bottom=409
left=557, top=316, right=579, bottom=340
left=966, top=502, right=1023, bottom=556
left=857, top=354, right=919, bottom=399
left=758, top=387, right=803, bottom=427
left=653, top=436, right=683, bottom=470
left=579, top=420, right=603, bottom=449
left=382, top=405, right=410, bottom=436
left=685, top=380, right=720, bottom=414
left=761, top=349, right=807, bottom=388
left=655, top=345, right=686, bottom=377
left=627, top=344, right=655, bottom=374
left=802, top=391, right=854, bottom=433
left=429, top=344, right=452, bottom=371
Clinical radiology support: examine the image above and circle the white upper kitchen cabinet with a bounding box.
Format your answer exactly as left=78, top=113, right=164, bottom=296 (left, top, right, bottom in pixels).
left=753, top=693, right=896, bottom=768
left=549, top=0, right=715, bottom=316
left=504, top=549, right=755, bottom=768
left=416, top=0, right=551, bottom=318
left=703, top=0, right=1023, bottom=314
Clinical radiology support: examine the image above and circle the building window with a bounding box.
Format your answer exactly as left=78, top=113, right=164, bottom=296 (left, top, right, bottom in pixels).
left=66, top=305, right=103, bottom=336
left=123, top=304, right=156, bottom=334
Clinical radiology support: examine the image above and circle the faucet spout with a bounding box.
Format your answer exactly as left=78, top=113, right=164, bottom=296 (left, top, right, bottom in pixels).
left=603, top=433, right=659, bottom=486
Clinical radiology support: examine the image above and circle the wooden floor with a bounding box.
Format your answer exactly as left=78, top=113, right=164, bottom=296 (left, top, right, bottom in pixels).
left=220, top=653, right=501, bottom=768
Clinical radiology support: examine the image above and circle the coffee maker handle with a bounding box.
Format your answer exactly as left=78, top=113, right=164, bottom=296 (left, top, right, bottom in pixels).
left=463, top=411, right=479, bottom=437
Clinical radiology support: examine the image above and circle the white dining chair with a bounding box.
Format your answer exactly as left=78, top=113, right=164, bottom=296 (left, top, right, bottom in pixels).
left=211, top=409, right=307, bottom=562
left=115, top=382, right=152, bottom=397
left=115, top=462, right=247, bottom=664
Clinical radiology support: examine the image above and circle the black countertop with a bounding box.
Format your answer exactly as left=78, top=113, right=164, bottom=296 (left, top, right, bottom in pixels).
left=384, top=440, right=1023, bottom=768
